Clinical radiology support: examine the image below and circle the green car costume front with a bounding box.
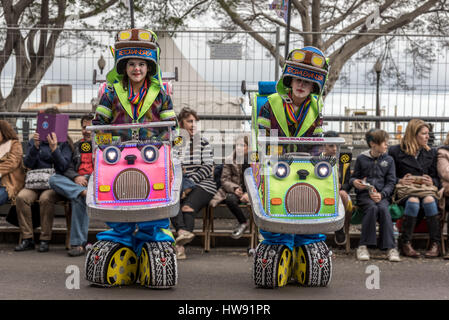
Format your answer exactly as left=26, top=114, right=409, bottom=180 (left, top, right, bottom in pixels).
left=257, top=46, right=329, bottom=251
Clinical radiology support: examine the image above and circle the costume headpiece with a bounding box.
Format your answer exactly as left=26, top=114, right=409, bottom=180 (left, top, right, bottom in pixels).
left=277, top=46, right=329, bottom=100
left=114, top=28, right=159, bottom=76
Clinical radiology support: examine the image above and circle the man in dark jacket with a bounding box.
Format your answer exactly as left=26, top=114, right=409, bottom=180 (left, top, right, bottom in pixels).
left=350, top=129, right=399, bottom=262
left=49, top=114, right=94, bottom=256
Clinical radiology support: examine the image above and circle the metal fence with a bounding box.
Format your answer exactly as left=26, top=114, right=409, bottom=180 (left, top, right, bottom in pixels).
left=1, top=27, right=449, bottom=143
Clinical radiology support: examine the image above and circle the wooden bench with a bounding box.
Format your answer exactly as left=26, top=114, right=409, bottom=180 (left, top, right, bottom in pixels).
left=205, top=203, right=257, bottom=252
left=344, top=203, right=447, bottom=255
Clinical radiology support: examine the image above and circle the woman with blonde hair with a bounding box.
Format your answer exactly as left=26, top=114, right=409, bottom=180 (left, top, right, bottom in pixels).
left=0, top=120, right=25, bottom=207
left=389, top=119, right=441, bottom=258
left=437, top=131, right=449, bottom=259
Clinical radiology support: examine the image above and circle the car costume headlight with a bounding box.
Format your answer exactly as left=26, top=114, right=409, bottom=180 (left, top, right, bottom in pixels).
left=141, top=145, right=159, bottom=163
left=315, top=161, right=331, bottom=179
left=103, top=146, right=121, bottom=165
left=272, top=161, right=290, bottom=179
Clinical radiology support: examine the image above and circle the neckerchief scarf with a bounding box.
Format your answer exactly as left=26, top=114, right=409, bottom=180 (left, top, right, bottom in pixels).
left=127, top=78, right=149, bottom=120
left=284, top=94, right=311, bottom=136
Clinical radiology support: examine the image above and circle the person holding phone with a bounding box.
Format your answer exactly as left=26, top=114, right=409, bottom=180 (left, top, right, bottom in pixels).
left=389, top=119, right=441, bottom=258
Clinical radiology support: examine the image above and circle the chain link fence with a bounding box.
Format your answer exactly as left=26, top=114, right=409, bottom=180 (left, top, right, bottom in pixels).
left=1, top=27, right=449, bottom=150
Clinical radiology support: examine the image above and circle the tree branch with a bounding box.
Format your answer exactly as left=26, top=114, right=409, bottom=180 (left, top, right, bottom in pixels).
left=323, top=0, right=396, bottom=50
left=325, top=0, right=439, bottom=94
left=217, top=0, right=283, bottom=65
left=321, top=0, right=365, bottom=31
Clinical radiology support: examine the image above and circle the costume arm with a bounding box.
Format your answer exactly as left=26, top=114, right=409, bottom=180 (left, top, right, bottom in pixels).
left=93, top=85, right=114, bottom=126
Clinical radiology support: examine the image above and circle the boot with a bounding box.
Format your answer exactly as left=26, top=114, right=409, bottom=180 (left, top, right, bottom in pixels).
left=402, top=241, right=420, bottom=258
left=400, top=216, right=420, bottom=258
left=425, top=242, right=440, bottom=258
left=425, top=215, right=441, bottom=258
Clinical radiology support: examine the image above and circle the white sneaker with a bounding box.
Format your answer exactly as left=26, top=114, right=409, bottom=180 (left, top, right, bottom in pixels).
left=176, top=245, right=186, bottom=260
left=176, top=230, right=195, bottom=246
left=356, top=245, right=370, bottom=261
left=231, top=222, right=248, bottom=239
left=387, top=248, right=401, bottom=262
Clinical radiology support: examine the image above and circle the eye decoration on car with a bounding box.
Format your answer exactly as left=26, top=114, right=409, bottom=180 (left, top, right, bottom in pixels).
left=314, top=161, right=332, bottom=179
left=103, top=146, right=121, bottom=165
left=272, top=161, right=290, bottom=179
left=140, top=145, right=159, bottom=163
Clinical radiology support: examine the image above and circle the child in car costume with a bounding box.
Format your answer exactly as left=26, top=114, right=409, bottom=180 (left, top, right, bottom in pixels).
left=85, top=28, right=179, bottom=288
left=254, top=46, right=333, bottom=287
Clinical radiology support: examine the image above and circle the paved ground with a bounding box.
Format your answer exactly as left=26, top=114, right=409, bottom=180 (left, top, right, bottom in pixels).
left=1, top=243, right=449, bottom=301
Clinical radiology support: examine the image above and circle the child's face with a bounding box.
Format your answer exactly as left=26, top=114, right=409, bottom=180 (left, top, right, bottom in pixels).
left=126, top=58, right=148, bottom=84
left=81, top=119, right=92, bottom=141
left=235, top=139, right=248, bottom=157
left=323, top=144, right=337, bottom=157
left=180, top=114, right=197, bottom=136
left=371, top=140, right=389, bottom=155
left=290, top=78, right=313, bottom=101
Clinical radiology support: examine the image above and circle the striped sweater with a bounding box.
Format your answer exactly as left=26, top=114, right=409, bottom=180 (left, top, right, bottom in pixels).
left=176, top=134, right=217, bottom=196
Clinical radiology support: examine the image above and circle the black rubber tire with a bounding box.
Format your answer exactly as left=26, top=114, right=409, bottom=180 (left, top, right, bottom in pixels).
left=253, top=243, right=291, bottom=288
left=139, top=241, right=177, bottom=289
left=85, top=240, right=138, bottom=287
left=293, top=241, right=332, bottom=287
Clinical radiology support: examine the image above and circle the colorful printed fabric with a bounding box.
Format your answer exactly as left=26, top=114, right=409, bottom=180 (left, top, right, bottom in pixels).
left=258, top=95, right=322, bottom=137
left=93, top=81, right=177, bottom=140
left=284, top=95, right=311, bottom=136
left=127, top=79, right=148, bottom=120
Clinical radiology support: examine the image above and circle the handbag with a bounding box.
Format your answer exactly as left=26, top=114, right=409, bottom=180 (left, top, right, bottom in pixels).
left=393, top=182, right=441, bottom=204
left=24, top=168, right=55, bottom=190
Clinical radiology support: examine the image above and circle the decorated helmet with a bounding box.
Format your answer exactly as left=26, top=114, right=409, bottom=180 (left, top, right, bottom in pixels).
left=114, top=28, right=159, bottom=76
left=277, top=46, right=329, bottom=98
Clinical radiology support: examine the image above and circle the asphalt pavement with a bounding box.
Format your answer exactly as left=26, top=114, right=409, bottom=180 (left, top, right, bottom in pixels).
left=1, top=243, right=449, bottom=301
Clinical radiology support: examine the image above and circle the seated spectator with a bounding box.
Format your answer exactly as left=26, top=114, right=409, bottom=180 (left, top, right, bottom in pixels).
left=15, top=108, right=73, bottom=253
left=389, top=119, right=441, bottom=258
left=171, top=107, right=217, bottom=260
left=436, top=131, right=449, bottom=260
left=351, top=129, right=400, bottom=262
left=210, top=134, right=250, bottom=239
left=0, top=120, right=25, bottom=207
left=322, top=131, right=352, bottom=246
left=49, top=114, right=94, bottom=257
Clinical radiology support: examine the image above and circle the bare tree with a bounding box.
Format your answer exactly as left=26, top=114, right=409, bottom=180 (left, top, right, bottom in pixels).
left=0, top=0, right=209, bottom=113
left=208, top=0, right=449, bottom=95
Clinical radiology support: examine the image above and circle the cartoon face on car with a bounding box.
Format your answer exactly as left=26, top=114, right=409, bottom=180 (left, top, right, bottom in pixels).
left=264, top=154, right=338, bottom=217
left=86, top=122, right=182, bottom=223
left=95, top=142, right=172, bottom=204
left=245, top=137, right=346, bottom=234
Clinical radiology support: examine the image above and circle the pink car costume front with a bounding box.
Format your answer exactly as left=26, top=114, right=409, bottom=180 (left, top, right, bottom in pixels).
left=84, top=28, right=180, bottom=288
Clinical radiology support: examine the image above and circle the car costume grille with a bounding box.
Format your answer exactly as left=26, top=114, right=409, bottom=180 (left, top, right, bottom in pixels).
left=285, top=183, right=320, bottom=214
left=113, top=169, right=150, bottom=200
